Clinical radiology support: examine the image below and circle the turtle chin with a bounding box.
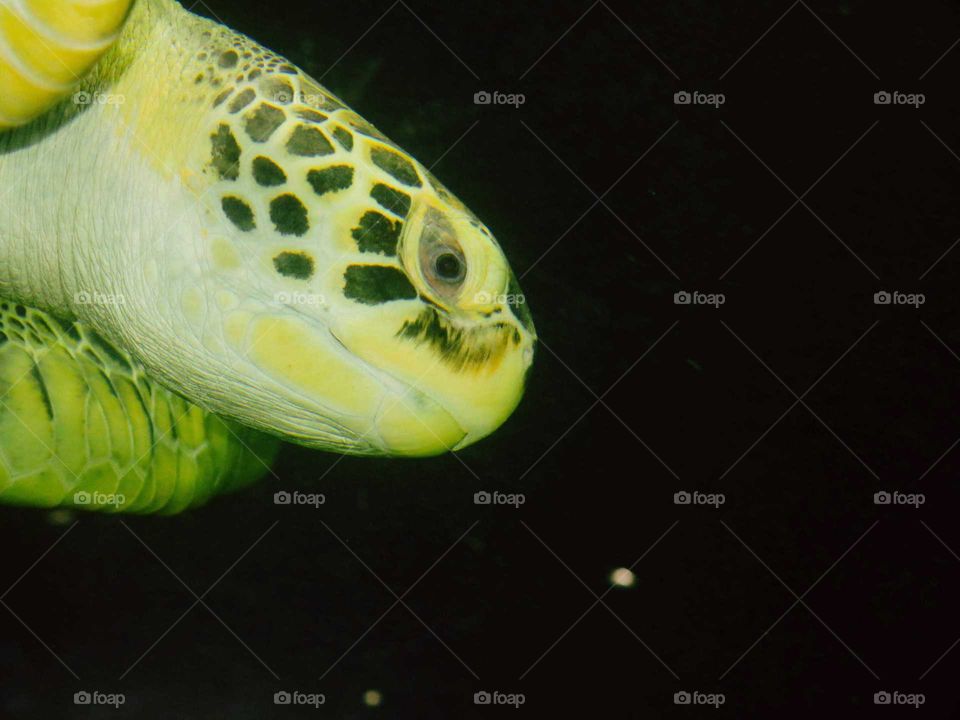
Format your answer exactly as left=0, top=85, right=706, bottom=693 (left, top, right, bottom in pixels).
left=329, top=302, right=536, bottom=456
left=369, top=345, right=531, bottom=456
left=371, top=385, right=467, bottom=456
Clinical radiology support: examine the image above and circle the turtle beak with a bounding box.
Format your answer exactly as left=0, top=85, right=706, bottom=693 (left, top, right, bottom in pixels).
left=505, top=271, right=535, bottom=337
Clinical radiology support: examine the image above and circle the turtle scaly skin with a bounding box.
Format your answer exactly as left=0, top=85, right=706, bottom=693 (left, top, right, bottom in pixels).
left=0, top=301, right=278, bottom=513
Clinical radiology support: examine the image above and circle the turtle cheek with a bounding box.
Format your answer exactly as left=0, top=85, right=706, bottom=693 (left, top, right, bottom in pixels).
left=330, top=299, right=532, bottom=452
left=374, top=390, right=466, bottom=456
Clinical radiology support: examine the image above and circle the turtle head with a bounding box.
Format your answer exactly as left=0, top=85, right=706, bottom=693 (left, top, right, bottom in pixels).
left=211, top=151, right=536, bottom=456
left=163, top=48, right=535, bottom=456
left=1, top=3, right=534, bottom=458
left=327, top=187, right=538, bottom=455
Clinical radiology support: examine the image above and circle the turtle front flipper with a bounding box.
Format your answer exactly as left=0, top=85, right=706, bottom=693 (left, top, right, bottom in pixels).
left=0, top=300, right=280, bottom=514
left=0, top=0, right=133, bottom=128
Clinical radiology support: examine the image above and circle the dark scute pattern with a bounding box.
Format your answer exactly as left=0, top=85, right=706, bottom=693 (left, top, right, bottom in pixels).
left=296, top=108, right=326, bottom=123
left=370, top=146, right=421, bottom=187
left=222, top=196, right=256, bottom=231
left=307, top=165, right=354, bottom=196
left=245, top=103, right=286, bottom=142
left=273, top=251, right=315, bottom=279
left=343, top=265, right=417, bottom=305
left=219, top=50, right=239, bottom=68
left=252, top=156, right=287, bottom=187
left=287, top=125, right=334, bottom=157
left=351, top=211, right=402, bottom=256
left=331, top=126, right=354, bottom=151
left=210, top=124, right=241, bottom=181
left=370, top=183, right=411, bottom=218
left=269, top=194, right=309, bottom=236
left=228, top=88, right=255, bottom=113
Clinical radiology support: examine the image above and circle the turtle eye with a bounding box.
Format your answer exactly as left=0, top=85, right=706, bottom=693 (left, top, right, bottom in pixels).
left=419, top=210, right=467, bottom=299
left=433, top=251, right=465, bottom=283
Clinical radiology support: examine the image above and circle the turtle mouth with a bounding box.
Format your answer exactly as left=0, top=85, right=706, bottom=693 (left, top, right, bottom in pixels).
left=278, top=295, right=529, bottom=455
left=395, top=305, right=521, bottom=373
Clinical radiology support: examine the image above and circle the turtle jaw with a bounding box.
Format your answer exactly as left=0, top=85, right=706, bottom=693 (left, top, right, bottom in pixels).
left=370, top=384, right=467, bottom=457
left=325, top=299, right=536, bottom=456
left=370, top=322, right=535, bottom=457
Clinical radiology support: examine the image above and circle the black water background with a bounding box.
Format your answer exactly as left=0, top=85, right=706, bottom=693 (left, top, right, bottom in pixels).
left=3, top=1, right=960, bottom=717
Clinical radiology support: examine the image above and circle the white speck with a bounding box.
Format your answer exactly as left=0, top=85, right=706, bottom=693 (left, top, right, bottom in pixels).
left=609, top=567, right=636, bottom=588
left=46, top=509, right=74, bottom=526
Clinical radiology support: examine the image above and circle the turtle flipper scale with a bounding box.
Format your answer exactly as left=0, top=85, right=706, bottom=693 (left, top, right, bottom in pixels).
left=0, top=0, right=133, bottom=128
left=0, top=301, right=279, bottom=514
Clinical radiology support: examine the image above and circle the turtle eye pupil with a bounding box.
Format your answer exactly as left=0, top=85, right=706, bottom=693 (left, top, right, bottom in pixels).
left=434, top=253, right=463, bottom=281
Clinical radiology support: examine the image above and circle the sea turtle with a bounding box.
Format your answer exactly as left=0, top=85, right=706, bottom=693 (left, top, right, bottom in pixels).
left=0, top=0, right=535, bottom=513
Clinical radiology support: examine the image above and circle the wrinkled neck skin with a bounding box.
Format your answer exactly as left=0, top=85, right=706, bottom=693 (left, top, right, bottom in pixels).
left=0, top=0, right=187, bottom=313
left=0, top=0, right=323, bottom=443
